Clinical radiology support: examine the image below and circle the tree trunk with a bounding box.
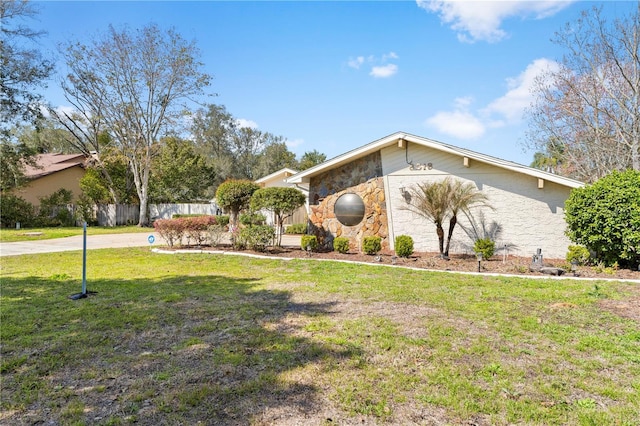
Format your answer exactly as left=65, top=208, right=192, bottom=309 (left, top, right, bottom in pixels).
left=275, top=213, right=283, bottom=247
left=444, top=215, right=458, bottom=257
left=436, top=222, right=445, bottom=256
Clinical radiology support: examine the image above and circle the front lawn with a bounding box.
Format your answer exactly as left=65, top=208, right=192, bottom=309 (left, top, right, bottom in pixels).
left=1, top=249, right=638, bottom=424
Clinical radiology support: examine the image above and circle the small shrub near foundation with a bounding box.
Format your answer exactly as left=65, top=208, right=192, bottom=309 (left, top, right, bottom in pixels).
left=301, top=235, right=318, bottom=252
left=333, top=237, right=350, bottom=254
left=363, top=236, right=382, bottom=255
left=474, top=238, right=495, bottom=259
left=566, top=245, right=590, bottom=265
left=394, top=235, right=414, bottom=258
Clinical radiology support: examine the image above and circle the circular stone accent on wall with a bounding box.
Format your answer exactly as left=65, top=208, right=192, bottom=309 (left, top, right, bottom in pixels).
left=334, top=193, right=365, bottom=226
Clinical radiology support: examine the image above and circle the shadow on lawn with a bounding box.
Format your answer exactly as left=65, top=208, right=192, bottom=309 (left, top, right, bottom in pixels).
left=1, top=274, right=356, bottom=424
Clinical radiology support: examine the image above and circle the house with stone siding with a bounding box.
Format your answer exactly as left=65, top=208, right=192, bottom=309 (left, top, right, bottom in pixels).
left=286, top=132, right=584, bottom=259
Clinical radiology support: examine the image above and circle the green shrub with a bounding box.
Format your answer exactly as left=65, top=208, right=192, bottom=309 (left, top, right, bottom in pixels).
left=239, top=211, right=266, bottom=226
left=333, top=237, right=350, bottom=254
left=36, top=189, right=74, bottom=227
left=474, top=238, right=495, bottom=259
left=216, top=215, right=230, bottom=227
left=566, top=245, right=590, bottom=265
left=394, top=235, right=414, bottom=258
left=173, top=214, right=207, bottom=218
left=362, top=236, right=382, bottom=255
left=301, top=235, right=318, bottom=252
left=565, top=169, right=640, bottom=267
left=0, top=194, right=35, bottom=228
left=238, top=225, right=274, bottom=252
left=285, top=223, right=307, bottom=234
left=75, top=194, right=98, bottom=225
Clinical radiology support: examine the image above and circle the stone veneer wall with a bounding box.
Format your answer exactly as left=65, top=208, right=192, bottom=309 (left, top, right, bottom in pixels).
left=308, top=152, right=388, bottom=251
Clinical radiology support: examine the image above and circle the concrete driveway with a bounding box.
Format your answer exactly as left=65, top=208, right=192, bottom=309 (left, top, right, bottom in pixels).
left=0, top=232, right=159, bottom=257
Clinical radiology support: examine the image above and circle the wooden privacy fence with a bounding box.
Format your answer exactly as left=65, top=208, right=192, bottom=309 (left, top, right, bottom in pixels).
left=96, top=203, right=220, bottom=226
left=95, top=203, right=306, bottom=227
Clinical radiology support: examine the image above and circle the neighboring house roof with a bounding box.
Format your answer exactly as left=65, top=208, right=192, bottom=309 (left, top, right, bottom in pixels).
left=255, top=167, right=299, bottom=185
left=23, top=153, right=87, bottom=179
left=287, top=131, right=584, bottom=189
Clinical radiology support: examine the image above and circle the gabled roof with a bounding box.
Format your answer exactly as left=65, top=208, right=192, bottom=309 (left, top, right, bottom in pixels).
left=255, top=167, right=299, bottom=185
left=24, top=153, right=87, bottom=179
left=287, top=131, right=584, bottom=189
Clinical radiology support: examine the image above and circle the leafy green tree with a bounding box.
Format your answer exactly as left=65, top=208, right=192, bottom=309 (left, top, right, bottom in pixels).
left=250, top=187, right=305, bottom=246
left=1, top=0, right=53, bottom=189
left=215, top=179, right=260, bottom=227
left=253, top=141, right=297, bottom=180
left=150, top=137, right=213, bottom=203
left=298, top=149, right=327, bottom=170
left=530, top=139, right=566, bottom=174
left=565, top=170, right=640, bottom=267
left=16, top=118, right=78, bottom=154
left=191, top=104, right=237, bottom=191
left=191, top=103, right=293, bottom=188
left=403, top=177, right=490, bottom=258
left=0, top=0, right=54, bottom=138
left=79, top=167, right=111, bottom=204
left=0, top=141, right=36, bottom=190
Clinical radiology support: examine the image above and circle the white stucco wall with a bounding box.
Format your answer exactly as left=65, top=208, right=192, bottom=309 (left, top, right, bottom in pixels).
left=381, top=144, right=574, bottom=259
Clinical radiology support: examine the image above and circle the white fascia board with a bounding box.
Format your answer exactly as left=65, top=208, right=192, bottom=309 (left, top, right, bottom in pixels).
left=286, top=132, right=405, bottom=184
left=286, top=131, right=585, bottom=190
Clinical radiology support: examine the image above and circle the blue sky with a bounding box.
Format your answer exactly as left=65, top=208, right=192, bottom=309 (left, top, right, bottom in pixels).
left=32, top=1, right=635, bottom=166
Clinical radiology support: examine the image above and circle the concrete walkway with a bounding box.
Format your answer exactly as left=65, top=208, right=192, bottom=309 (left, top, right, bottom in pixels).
left=0, top=233, right=302, bottom=257
left=0, top=232, right=160, bottom=257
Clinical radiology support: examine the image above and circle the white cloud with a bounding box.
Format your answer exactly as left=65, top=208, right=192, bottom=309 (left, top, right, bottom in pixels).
left=425, top=97, right=486, bottom=139
left=236, top=118, right=258, bottom=129
left=382, top=51, right=399, bottom=61
left=370, top=64, right=398, bottom=78
left=348, top=56, right=365, bottom=69
left=484, top=58, right=559, bottom=121
left=40, top=104, right=76, bottom=118
left=286, top=138, right=304, bottom=149
left=416, top=0, right=574, bottom=43
left=424, top=58, right=560, bottom=140
left=348, top=52, right=399, bottom=78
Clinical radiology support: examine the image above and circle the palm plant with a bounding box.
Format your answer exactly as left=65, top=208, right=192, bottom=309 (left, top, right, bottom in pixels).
left=403, top=177, right=491, bottom=258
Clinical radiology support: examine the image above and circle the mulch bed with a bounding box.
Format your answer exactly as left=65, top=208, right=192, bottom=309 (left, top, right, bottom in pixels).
left=163, top=244, right=640, bottom=281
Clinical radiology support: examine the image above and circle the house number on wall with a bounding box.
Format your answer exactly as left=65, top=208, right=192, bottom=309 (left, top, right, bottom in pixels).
left=409, top=162, right=433, bottom=171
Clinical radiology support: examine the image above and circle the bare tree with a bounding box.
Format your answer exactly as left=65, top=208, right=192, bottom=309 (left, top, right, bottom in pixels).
left=56, top=24, right=211, bottom=225
left=526, top=4, right=640, bottom=182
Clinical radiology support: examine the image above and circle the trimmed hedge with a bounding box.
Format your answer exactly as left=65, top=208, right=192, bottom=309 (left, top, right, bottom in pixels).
left=566, top=245, right=590, bottom=266
left=473, top=238, right=495, bottom=260
left=285, top=223, right=307, bottom=234
left=154, top=216, right=217, bottom=247
left=301, top=235, right=318, bottom=252
left=238, top=225, right=274, bottom=252
left=333, top=237, right=350, bottom=254
left=362, top=236, right=382, bottom=255
left=394, top=235, right=414, bottom=258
